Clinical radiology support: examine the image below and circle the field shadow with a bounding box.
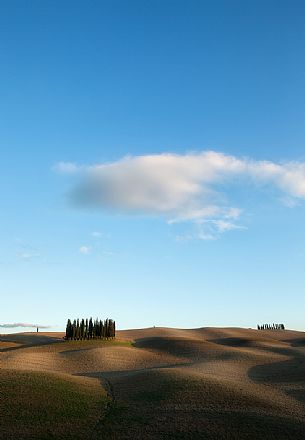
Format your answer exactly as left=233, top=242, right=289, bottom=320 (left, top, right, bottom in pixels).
left=209, top=336, right=305, bottom=409
left=76, top=368, right=305, bottom=440
left=208, top=337, right=258, bottom=347
left=134, top=336, right=226, bottom=360
left=249, top=357, right=305, bottom=384
left=209, top=336, right=302, bottom=357
left=286, top=389, right=305, bottom=404
left=0, top=334, right=63, bottom=352
left=288, top=338, right=305, bottom=347
left=247, top=341, right=305, bottom=410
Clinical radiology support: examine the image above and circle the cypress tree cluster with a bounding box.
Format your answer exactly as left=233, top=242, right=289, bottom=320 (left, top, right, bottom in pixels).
left=65, top=317, right=115, bottom=340
left=257, top=323, right=285, bottom=330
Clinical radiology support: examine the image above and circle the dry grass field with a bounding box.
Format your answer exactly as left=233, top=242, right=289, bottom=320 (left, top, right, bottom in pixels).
left=1, top=327, right=305, bottom=439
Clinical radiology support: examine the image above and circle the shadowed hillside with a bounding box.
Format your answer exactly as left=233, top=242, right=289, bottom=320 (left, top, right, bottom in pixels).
left=1, top=327, right=305, bottom=439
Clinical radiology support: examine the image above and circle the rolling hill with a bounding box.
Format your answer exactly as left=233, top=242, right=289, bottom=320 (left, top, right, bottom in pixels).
left=1, top=326, right=305, bottom=439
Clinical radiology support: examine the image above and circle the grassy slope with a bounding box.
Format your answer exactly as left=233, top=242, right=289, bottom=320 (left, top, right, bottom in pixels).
left=0, top=369, right=109, bottom=440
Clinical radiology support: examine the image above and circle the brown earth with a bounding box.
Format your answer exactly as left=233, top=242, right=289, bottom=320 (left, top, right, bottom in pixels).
left=1, top=327, right=305, bottom=439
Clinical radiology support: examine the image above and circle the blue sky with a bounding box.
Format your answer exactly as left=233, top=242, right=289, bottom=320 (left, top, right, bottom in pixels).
left=1, top=0, right=305, bottom=332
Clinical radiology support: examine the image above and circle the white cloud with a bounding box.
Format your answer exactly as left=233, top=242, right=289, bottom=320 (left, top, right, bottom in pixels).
left=16, top=241, right=42, bottom=260
left=53, top=162, right=80, bottom=174
left=56, top=151, right=305, bottom=236
left=102, top=250, right=115, bottom=256
left=17, top=252, right=41, bottom=260
left=79, top=245, right=91, bottom=255
left=280, top=196, right=301, bottom=208
left=91, top=231, right=103, bottom=238
left=213, top=220, right=246, bottom=233
left=176, top=219, right=246, bottom=242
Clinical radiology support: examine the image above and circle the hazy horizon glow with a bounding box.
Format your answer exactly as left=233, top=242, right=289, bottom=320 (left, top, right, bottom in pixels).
left=1, top=0, right=305, bottom=332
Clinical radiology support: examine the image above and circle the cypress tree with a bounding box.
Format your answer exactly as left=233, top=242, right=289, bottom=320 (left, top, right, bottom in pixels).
left=85, top=318, right=88, bottom=339
left=105, top=318, right=109, bottom=339
left=99, top=320, right=103, bottom=339
left=76, top=318, right=80, bottom=340
left=89, top=317, right=93, bottom=339
left=94, top=318, right=99, bottom=339
left=69, top=319, right=73, bottom=339
left=66, top=319, right=70, bottom=339
left=108, top=319, right=115, bottom=338
left=80, top=319, right=85, bottom=340
left=65, top=319, right=68, bottom=339
left=72, top=319, right=76, bottom=340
